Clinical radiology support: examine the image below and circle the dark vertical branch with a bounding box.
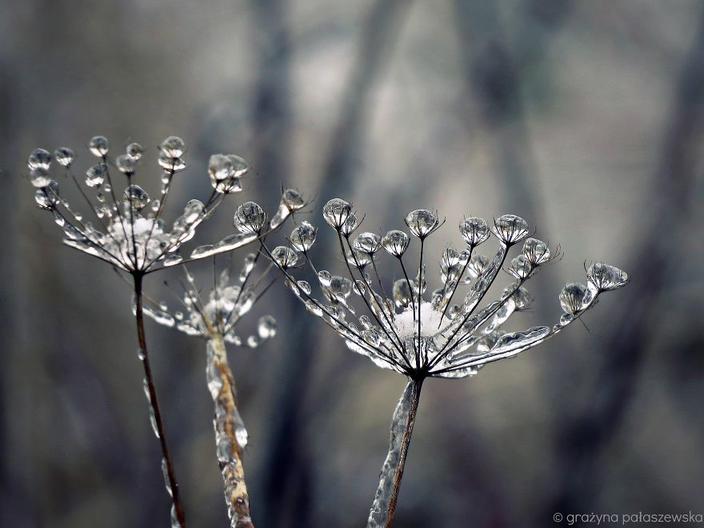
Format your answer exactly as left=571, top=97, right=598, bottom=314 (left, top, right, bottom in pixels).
left=256, top=2, right=412, bottom=526
left=542, top=7, right=704, bottom=521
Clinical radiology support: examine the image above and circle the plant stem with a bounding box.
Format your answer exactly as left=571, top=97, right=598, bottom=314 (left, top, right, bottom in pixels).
left=206, top=332, right=255, bottom=528
left=367, top=378, right=424, bottom=528
left=133, top=273, right=187, bottom=527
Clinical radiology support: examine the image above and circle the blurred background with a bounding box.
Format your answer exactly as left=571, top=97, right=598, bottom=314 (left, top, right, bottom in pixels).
left=2, top=0, right=704, bottom=526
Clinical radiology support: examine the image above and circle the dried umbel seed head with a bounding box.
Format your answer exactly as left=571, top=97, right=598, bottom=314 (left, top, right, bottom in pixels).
left=522, top=237, right=551, bottom=265
left=234, top=201, right=267, bottom=234
left=353, top=232, right=382, bottom=254
left=559, top=282, right=594, bottom=315
left=492, top=214, right=529, bottom=245
left=587, top=262, right=629, bottom=292
left=54, top=147, right=75, bottom=167
left=323, top=198, right=352, bottom=229
left=290, top=221, right=317, bottom=252
left=282, top=188, right=305, bottom=212
left=271, top=246, right=299, bottom=269
left=405, top=209, right=440, bottom=239
left=88, top=135, right=109, bottom=157
left=382, top=230, right=410, bottom=257
left=459, top=217, right=489, bottom=247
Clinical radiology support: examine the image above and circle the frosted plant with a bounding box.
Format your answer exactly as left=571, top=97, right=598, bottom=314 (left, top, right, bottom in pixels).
left=26, top=136, right=303, bottom=527
left=143, top=202, right=295, bottom=528
left=263, top=198, right=628, bottom=528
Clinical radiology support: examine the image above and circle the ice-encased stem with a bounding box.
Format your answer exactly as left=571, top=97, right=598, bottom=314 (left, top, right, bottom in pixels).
left=133, top=273, right=187, bottom=527
left=367, top=378, right=424, bottom=528
left=206, top=333, right=254, bottom=528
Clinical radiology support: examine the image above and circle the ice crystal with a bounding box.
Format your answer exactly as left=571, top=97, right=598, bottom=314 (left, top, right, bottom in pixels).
left=266, top=198, right=628, bottom=380
left=26, top=137, right=300, bottom=274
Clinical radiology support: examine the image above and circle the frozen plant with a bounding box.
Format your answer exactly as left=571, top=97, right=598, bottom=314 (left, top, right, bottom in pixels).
left=143, top=197, right=299, bottom=528
left=263, top=198, right=628, bottom=528
left=26, top=137, right=302, bottom=526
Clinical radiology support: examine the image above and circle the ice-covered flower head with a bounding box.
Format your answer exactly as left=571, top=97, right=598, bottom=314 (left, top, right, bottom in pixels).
left=28, top=136, right=304, bottom=274
left=142, top=253, right=279, bottom=349
left=266, top=198, right=628, bottom=380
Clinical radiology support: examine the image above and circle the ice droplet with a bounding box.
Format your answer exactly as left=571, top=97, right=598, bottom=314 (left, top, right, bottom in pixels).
left=85, top=164, right=106, bottom=187
left=271, top=246, right=298, bottom=269
left=160, top=136, right=185, bottom=158
left=258, top=315, right=277, bottom=339
left=290, top=221, right=317, bottom=252
left=233, top=201, right=266, bottom=234
left=405, top=209, right=439, bottom=238
left=88, top=135, right=109, bottom=157
left=123, top=184, right=150, bottom=210
left=28, top=148, right=52, bottom=171
left=559, top=282, right=594, bottom=315
left=126, top=142, right=144, bottom=160
left=493, top=214, right=529, bottom=245
left=116, top=154, right=137, bottom=174
left=382, top=230, right=410, bottom=257
left=322, top=198, right=352, bottom=229
left=459, top=217, right=489, bottom=246
left=353, top=232, right=381, bottom=254
left=54, top=147, right=75, bottom=167
left=587, top=262, right=628, bottom=292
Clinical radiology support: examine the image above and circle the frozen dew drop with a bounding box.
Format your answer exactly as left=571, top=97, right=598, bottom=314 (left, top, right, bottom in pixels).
left=382, top=230, right=410, bottom=257
left=282, top=188, right=305, bottom=211
left=28, top=148, right=52, bottom=171
left=126, top=142, right=144, bottom=160
left=559, top=282, right=594, bottom=315
left=247, top=335, right=260, bottom=348
left=405, top=209, right=439, bottom=238
left=353, top=232, right=381, bottom=254
left=509, top=286, right=533, bottom=311
left=297, top=280, right=312, bottom=295
left=88, top=135, right=109, bottom=157
left=116, top=154, right=137, bottom=174
left=523, top=237, right=551, bottom=265
left=493, top=214, right=529, bottom=245
left=163, top=253, right=183, bottom=267
left=160, top=136, right=185, bottom=158
left=158, top=153, right=186, bottom=171
left=34, top=180, right=60, bottom=209
left=170, top=504, right=182, bottom=528
left=587, top=262, right=629, bottom=292
left=329, top=275, right=353, bottom=300
left=290, top=221, right=317, bottom=252
left=54, top=147, right=75, bottom=167
left=271, top=246, right=299, bottom=269
left=124, top=184, right=150, bottom=210
left=508, top=254, right=533, bottom=279
left=340, top=213, right=359, bottom=236
left=393, top=279, right=414, bottom=310
left=149, top=405, right=160, bottom=438
left=85, top=164, right=107, bottom=188
left=490, top=326, right=550, bottom=354
left=459, top=216, right=489, bottom=246
left=30, top=168, right=53, bottom=188
left=233, top=201, right=267, bottom=234
left=322, top=198, right=352, bottom=229
left=258, top=315, right=277, bottom=339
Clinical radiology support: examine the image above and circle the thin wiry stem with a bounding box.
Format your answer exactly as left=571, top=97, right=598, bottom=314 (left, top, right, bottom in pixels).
left=367, top=378, right=423, bottom=528
left=438, top=246, right=473, bottom=325
left=133, top=273, right=187, bottom=527
left=398, top=256, right=416, bottom=320
left=205, top=330, right=255, bottom=528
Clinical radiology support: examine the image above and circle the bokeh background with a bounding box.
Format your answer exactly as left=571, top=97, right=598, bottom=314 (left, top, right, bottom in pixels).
left=2, top=0, right=704, bottom=526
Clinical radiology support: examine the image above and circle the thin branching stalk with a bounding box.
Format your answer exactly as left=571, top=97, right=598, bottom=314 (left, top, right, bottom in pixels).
left=367, top=378, right=423, bottom=528
left=134, top=273, right=187, bottom=527
left=205, top=330, right=254, bottom=528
